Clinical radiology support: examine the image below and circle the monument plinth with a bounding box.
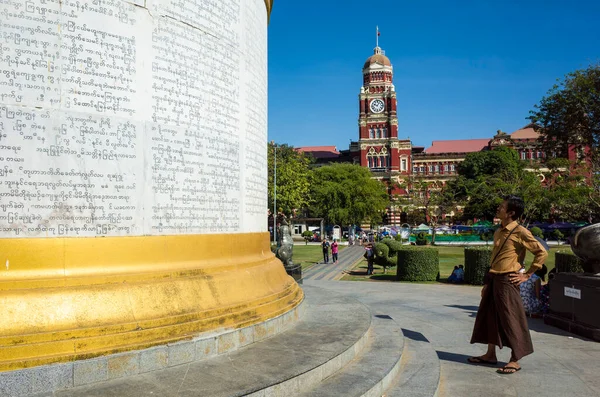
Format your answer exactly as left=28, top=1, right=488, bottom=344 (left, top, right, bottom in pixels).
left=0, top=0, right=302, bottom=375
left=545, top=223, right=600, bottom=342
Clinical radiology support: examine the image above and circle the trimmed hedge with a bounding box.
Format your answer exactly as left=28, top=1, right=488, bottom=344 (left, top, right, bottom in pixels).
left=374, top=239, right=404, bottom=271
left=396, top=247, right=439, bottom=281
left=382, top=238, right=403, bottom=255
left=415, top=232, right=428, bottom=246
left=374, top=243, right=393, bottom=269
left=464, top=247, right=492, bottom=285
left=555, top=251, right=583, bottom=273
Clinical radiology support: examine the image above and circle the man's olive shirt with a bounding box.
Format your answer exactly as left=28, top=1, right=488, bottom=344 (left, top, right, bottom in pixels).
left=489, top=221, right=548, bottom=275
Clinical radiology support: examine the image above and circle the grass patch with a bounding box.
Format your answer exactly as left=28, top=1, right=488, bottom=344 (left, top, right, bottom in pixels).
left=340, top=245, right=570, bottom=283
left=289, top=245, right=347, bottom=270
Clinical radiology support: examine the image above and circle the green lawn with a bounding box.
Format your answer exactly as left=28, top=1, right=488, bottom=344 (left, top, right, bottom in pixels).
left=341, top=245, right=570, bottom=283
left=290, top=244, right=347, bottom=270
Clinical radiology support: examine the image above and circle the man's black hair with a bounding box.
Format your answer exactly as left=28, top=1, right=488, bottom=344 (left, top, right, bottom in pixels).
left=503, top=195, right=525, bottom=220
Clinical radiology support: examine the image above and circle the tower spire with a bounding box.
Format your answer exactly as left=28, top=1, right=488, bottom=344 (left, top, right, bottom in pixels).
left=376, top=25, right=380, bottom=48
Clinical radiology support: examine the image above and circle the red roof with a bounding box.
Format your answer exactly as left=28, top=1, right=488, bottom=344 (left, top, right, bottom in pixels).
left=424, top=139, right=490, bottom=154
left=510, top=126, right=539, bottom=140
left=296, top=146, right=340, bottom=159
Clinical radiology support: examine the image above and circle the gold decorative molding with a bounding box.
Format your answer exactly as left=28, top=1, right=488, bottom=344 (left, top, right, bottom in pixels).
left=264, top=0, right=274, bottom=22
left=0, top=232, right=302, bottom=371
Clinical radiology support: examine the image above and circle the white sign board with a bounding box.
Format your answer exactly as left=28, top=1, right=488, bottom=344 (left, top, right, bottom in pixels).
left=564, top=287, right=582, bottom=299
left=333, top=226, right=341, bottom=241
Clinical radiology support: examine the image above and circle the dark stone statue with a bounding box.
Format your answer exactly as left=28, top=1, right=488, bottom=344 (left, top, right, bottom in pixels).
left=275, top=216, right=302, bottom=282
left=276, top=222, right=294, bottom=268
left=570, top=223, right=600, bottom=274
left=545, top=222, right=600, bottom=341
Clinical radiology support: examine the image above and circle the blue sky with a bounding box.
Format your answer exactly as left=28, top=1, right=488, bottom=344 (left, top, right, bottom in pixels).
left=267, top=0, right=600, bottom=150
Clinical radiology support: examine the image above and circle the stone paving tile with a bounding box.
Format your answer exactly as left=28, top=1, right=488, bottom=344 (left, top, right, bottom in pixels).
left=306, top=279, right=600, bottom=397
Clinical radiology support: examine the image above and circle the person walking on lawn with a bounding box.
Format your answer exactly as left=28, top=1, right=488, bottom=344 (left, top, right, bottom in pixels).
left=468, top=195, right=548, bottom=375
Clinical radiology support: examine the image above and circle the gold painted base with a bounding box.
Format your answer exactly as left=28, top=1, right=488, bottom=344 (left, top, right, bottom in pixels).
left=0, top=233, right=303, bottom=371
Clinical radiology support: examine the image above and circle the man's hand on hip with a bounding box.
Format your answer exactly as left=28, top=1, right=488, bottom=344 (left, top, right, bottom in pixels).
left=509, top=272, right=529, bottom=286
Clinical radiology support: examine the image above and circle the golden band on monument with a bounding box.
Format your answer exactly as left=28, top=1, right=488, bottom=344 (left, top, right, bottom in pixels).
left=0, top=232, right=303, bottom=371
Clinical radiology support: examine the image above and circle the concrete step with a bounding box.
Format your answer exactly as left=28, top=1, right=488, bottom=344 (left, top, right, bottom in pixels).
left=52, top=285, right=373, bottom=397
left=297, top=314, right=404, bottom=397
left=384, top=328, right=441, bottom=397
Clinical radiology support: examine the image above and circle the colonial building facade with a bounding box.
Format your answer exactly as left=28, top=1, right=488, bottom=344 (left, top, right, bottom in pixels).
left=297, top=43, right=587, bottom=223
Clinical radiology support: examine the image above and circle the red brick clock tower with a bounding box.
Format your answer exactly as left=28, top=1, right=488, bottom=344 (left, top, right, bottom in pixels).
left=358, top=35, right=412, bottom=185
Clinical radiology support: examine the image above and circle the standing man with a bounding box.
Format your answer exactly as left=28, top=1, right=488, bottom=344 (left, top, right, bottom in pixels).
left=468, top=195, right=547, bottom=374
left=321, top=238, right=330, bottom=264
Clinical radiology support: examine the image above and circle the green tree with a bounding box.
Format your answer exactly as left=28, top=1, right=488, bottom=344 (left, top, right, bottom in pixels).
left=449, top=147, right=546, bottom=222
left=309, top=164, right=389, bottom=226
left=528, top=64, right=600, bottom=218
left=395, top=178, right=449, bottom=244
left=528, top=64, right=600, bottom=166
left=267, top=142, right=313, bottom=216
left=457, top=146, right=522, bottom=179
left=301, top=230, right=313, bottom=245
left=395, top=178, right=443, bottom=223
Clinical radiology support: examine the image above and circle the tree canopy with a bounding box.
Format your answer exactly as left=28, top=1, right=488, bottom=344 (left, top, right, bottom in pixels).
left=446, top=147, right=546, bottom=222
left=528, top=64, right=600, bottom=166
left=528, top=64, right=600, bottom=218
left=457, top=146, right=521, bottom=179
left=309, top=163, right=390, bottom=226
left=395, top=178, right=445, bottom=225
left=267, top=143, right=312, bottom=216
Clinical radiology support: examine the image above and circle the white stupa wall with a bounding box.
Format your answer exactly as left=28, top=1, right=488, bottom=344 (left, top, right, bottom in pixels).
left=0, top=0, right=268, bottom=237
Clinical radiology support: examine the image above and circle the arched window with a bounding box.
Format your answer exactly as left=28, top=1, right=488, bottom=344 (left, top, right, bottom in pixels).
left=382, top=127, right=387, bottom=138
left=368, top=157, right=373, bottom=168
left=369, top=128, right=374, bottom=139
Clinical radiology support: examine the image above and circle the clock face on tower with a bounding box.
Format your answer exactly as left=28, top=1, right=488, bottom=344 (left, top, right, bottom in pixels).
left=370, top=99, right=385, bottom=113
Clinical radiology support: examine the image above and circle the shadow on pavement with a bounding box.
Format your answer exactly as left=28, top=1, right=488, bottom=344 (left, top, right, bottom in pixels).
left=343, top=270, right=369, bottom=276
left=401, top=328, right=430, bottom=343
left=370, top=274, right=396, bottom=281
left=444, top=304, right=479, bottom=318
left=526, top=317, right=591, bottom=340
left=435, top=350, right=502, bottom=366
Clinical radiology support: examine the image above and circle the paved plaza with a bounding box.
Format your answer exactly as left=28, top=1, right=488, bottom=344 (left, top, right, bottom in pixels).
left=306, top=278, right=600, bottom=397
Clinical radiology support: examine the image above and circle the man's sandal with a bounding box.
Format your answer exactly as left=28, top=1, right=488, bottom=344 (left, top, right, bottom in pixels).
left=467, top=357, right=498, bottom=365
left=496, top=366, right=521, bottom=374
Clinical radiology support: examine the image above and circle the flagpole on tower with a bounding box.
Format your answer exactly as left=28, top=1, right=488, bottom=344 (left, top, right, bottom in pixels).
left=376, top=25, right=379, bottom=47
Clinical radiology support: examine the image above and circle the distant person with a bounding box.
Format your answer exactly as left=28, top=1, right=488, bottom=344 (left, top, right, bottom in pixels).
left=447, top=266, right=460, bottom=283
left=520, top=264, right=548, bottom=316
left=448, top=265, right=464, bottom=283
left=321, top=239, right=330, bottom=264
left=468, top=195, right=548, bottom=375
left=364, top=243, right=374, bottom=275
left=456, top=265, right=465, bottom=282
left=331, top=239, right=339, bottom=264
